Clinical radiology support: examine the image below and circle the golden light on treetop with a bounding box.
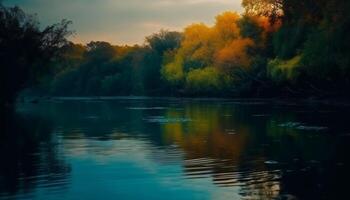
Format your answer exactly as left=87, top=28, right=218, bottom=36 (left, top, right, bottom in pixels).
left=214, top=11, right=241, bottom=42
left=161, top=11, right=257, bottom=93
left=181, top=23, right=214, bottom=65
left=242, top=0, right=283, bottom=22
left=215, top=38, right=254, bottom=72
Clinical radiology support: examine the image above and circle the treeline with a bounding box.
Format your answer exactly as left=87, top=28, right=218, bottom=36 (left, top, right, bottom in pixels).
left=47, top=12, right=275, bottom=97
left=243, top=0, right=350, bottom=97
left=48, top=32, right=182, bottom=96
left=47, top=0, right=350, bottom=97
left=2, top=0, right=350, bottom=106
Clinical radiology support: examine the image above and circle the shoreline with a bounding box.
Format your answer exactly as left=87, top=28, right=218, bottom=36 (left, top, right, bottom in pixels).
left=19, top=95, right=350, bottom=107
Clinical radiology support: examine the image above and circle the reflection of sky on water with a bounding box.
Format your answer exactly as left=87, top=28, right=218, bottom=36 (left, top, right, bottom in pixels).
left=5, top=98, right=350, bottom=200
left=58, top=136, right=243, bottom=200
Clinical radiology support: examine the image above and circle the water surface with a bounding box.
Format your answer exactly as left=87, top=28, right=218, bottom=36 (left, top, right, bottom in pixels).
left=1, top=98, right=349, bottom=200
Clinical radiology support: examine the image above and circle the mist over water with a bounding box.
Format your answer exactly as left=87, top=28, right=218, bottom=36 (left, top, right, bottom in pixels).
left=1, top=98, right=349, bottom=200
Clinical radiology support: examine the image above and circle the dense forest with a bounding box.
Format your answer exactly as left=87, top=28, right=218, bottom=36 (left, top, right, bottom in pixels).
left=1, top=0, right=350, bottom=107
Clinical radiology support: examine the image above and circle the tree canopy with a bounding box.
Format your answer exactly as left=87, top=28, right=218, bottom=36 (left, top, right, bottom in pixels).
left=0, top=4, right=71, bottom=107
left=2, top=0, right=350, bottom=100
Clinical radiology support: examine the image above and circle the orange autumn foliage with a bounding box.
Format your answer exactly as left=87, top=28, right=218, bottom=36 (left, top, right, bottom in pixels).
left=172, top=11, right=254, bottom=70
left=161, top=11, right=272, bottom=92
left=215, top=38, right=254, bottom=72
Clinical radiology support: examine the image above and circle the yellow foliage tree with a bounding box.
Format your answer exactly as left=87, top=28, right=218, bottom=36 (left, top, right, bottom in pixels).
left=186, top=67, right=222, bottom=92
left=215, top=38, right=254, bottom=73
left=161, top=55, right=184, bottom=85
left=180, top=23, right=214, bottom=66
left=214, top=12, right=241, bottom=43
left=162, top=11, right=258, bottom=92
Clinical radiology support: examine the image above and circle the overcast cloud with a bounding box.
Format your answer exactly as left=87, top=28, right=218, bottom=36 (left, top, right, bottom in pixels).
left=3, top=0, right=242, bottom=44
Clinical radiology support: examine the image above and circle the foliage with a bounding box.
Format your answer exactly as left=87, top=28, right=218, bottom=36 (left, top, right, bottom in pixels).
left=242, top=0, right=283, bottom=22
left=146, top=30, right=182, bottom=55
left=50, top=30, right=183, bottom=96
left=6, top=0, right=350, bottom=99
left=267, top=55, right=301, bottom=82
left=160, top=12, right=263, bottom=95
left=185, top=67, right=224, bottom=95
left=0, top=4, right=71, bottom=107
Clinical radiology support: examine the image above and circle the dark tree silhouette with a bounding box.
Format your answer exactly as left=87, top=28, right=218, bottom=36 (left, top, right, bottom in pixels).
left=0, top=4, right=72, bottom=108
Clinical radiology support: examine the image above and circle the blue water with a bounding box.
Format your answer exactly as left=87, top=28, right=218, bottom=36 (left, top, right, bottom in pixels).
left=1, top=97, right=349, bottom=199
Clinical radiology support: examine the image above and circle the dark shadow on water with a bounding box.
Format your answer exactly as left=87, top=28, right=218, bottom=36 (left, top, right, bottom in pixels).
left=0, top=110, right=71, bottom=197
left=1, top=99, right=350, bottom=200
left=159, top=101, right=350, bottom=199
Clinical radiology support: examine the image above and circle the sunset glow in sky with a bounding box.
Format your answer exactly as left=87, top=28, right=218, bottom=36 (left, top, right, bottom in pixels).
left=3, top=0, right=243, bottom=45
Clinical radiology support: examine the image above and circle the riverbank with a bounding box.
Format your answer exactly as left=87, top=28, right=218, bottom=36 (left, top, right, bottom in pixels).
left=17, top=95, right=350, bottom=108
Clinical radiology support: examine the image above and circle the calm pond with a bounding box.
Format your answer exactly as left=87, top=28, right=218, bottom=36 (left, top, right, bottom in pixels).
left=1, top=98, right=349, bottom=200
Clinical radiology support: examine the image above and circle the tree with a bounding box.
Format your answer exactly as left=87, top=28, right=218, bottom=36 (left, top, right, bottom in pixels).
left=0, top=4, right=72, bottom=107
left=145, top=30, right=182, bottom=55
left=143, top=30, right=182, bottom=94
left=242, top=0, right=283, bottom=23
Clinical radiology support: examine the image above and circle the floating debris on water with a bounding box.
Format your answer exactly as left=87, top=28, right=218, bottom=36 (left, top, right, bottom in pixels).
left=264, top=160, right=279, bottom=165
left=297, top=125, right=328, bottom=131
left=143, top=116, right=191, bottom=123
left=279, top=122, right=302, bottom=128
left=127, top=107, right=167, bottom=110
left=278, top=122, right=328, bottom=131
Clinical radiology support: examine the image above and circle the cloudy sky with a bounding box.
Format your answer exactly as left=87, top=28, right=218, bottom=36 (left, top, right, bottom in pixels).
left=3, top=0, right=243, bottom=45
